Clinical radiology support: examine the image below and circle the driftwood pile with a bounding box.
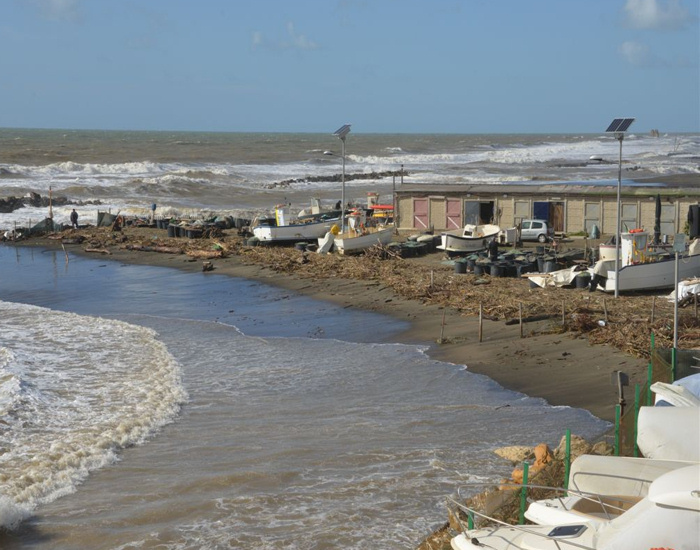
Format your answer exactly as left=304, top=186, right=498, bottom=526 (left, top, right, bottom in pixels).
left=42, top=226, right=700, bottom=358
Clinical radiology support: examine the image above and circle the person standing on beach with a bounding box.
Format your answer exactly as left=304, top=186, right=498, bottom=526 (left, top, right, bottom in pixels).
left=70, top=209, right=79, bottom=229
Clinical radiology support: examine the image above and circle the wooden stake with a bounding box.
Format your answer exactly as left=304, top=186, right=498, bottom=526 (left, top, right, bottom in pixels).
left=651, top=296, right=656, bottom=324
left=61, top=242, right=69, bottom=263
left=562, top=300, right=566, bottom=327
left=430, top=269, right=434, bottom=289
left=439, top=309, right=446, bottom=344
left=603, top=298, right=609, bottom=323
left=519, top=302, right=523, bottom=338
left=479, top=303, right=483, bottom=343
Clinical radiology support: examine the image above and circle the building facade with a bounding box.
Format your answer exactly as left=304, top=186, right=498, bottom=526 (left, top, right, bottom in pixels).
left=395, top=181, right=700, bottom=238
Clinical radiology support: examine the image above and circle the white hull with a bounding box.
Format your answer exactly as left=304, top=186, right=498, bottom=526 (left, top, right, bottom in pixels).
left=333, top=227, right=394, bottom=254
left=451, top=465, right=700, bottom=550
left=437, top=224, right=501, bottom=254
left=599, top=254, right=700, bottom=292
left=253, top=220, right=335, bottom=243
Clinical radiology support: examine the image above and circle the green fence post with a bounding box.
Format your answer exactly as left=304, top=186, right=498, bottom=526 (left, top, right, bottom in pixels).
left=651, top=331, right=655, bottom=351
left=564, top=429, right=571, bottom=493
left=519, top=462, right=529, bottom=525
left=467, top=511, right=473, bottom=530
left=633, top=384, right=640, bottom=457
left=614, top=404, right=621, bottom=456
left=671, top=347, right=676, bottom=383
left=647, top=361, right=653, bottom=406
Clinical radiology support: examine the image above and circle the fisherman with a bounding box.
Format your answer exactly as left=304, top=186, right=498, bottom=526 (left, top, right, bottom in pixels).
left=488, top=237, right=499, bottom=261
left=70, top=208, right=79, bottom=229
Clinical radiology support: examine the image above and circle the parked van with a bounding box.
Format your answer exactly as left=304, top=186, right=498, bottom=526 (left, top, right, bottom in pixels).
left=519, top=219, right=554, bottom=243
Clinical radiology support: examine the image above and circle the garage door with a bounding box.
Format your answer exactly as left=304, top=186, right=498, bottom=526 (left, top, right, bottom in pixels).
left=413, top=198, right=429, bottom=229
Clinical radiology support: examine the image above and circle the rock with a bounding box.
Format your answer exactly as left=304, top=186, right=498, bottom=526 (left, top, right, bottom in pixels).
left=494, top=445, right=534, bottom=463
left=591, top=441, right=614, bottom=456
left=554, top=434, right=592, bottom=462
left=511, top=443, right=553, bottom=483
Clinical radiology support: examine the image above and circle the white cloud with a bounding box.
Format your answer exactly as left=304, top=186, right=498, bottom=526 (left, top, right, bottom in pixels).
left=284, top=22, right=318, bottom=50
left=619, top=41, right=651, bottom=65
left=623, top=0, right=691, bottom=30
left=31, top=0, right=82, bottom=22
left=251, top=23, right=319, bottom=52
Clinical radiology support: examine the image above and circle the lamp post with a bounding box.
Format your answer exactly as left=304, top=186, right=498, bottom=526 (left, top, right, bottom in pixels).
left=605, top=118, right=635, bottom=298
left=333, top=124, right=351, bottom=233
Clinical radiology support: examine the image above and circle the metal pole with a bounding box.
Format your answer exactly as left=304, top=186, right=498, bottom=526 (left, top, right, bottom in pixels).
left=674, top=250, right=679, bottom=349
left=341, top=137, right=346, bottom=233
left=615, top=135, right=622, bottom=298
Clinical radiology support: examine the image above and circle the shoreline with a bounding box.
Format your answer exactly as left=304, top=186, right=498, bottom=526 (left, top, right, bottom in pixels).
left=13, top=234, right=650, bottom=423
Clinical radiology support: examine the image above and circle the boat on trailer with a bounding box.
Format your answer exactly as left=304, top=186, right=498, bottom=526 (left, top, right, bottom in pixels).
left=437, top=223, right=501, bottom=256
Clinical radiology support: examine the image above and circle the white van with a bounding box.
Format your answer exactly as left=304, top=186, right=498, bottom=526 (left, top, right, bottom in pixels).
left=520, top=219, right=554, bottom=243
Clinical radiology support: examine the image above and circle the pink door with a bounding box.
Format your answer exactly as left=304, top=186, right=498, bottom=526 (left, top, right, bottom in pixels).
left=446, top=199, right=462, bottom=229
left=413, top=198, right=429, bottom=229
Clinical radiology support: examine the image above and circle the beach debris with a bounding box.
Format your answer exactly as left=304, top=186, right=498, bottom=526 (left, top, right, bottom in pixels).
left=202, top=261, right=214, bottom=272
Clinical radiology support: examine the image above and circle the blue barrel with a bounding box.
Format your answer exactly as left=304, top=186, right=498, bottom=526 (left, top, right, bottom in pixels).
left=454, top=261, right=467, bottom=274
left=544, top=260, right=557, bottom=273
left=490, top=263, right=504, bottom=277
left=167, top=225, right=177, bottom=238
left=473, top=264, right=484, bottom=276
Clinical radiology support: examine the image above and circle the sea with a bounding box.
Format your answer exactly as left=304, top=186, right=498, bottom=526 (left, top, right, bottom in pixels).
left=0, top=129, right=698, bottom=549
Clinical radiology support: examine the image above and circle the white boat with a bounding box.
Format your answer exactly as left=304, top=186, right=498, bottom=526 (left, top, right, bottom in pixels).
left=437, top=224, right=501, bottom=256
left=525, top=454, right=695, bottom=526
left=333, top=226, right=394, bottom=254
left=592, top=230, right=700, bottom=292
left=450, top=464, right=700, bottom=550
left=317, top=206, right=394, bottom=255
left=252, top=205, right=338, bottom=244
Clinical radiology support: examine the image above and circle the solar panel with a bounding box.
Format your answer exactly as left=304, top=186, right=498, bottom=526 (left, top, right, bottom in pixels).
left=606, top=118, right=635, bottom=133
left=333, top=124, right=351, bottom=139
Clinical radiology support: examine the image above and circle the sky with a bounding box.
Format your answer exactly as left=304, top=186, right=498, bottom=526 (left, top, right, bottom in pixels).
left=0, top=0, right=697, bottom=134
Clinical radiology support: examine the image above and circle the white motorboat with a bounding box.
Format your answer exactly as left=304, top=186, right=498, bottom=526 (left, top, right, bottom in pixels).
left=437, top=223, right=501, bottom=256
left=524, top=454, right=695, bottom=526
left=252, top=205, right=338, bottom=244
left=592, top=230, right=700, bottom=292
left=450, top=464, right=700, bottom=550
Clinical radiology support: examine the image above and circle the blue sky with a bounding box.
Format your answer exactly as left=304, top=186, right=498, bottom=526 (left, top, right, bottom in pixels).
left=1, top=0, right=697, bottom=133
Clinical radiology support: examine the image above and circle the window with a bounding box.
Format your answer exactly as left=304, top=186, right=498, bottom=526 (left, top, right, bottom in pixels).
left=621, top=203, right=638, bottom=232
left=584, top=203, right=600, bottom=234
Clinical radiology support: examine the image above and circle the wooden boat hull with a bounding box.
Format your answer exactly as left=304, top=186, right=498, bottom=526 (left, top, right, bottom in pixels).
left=437, top=231, right=499, bottom=255
left=601, top=254, right=700, bottom=292
left=333, top=227, right=394, bottom=254
left=253, top=220, right=335, bottom=243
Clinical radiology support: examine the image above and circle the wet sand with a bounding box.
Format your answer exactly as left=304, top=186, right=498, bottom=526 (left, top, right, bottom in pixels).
left=51, top=241, right=647, bottom=423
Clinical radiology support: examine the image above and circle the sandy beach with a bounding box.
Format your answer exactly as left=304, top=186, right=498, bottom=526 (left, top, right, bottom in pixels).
left=20, top=229, right=651, bottom=424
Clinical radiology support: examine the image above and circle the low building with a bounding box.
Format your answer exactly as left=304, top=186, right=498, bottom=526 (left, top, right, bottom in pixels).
left=395, top=175, right=700, bottom=239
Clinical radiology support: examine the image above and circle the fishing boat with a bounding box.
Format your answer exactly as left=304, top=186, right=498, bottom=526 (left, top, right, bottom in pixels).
left=450, top=463, right=700, bottom=550
left=592, top=230, right=700, bottom=292
left=437, top=223, right=501, bottom=256
left=317, top=208, right=394, bottom=255
left=252, top=205, right=338, bottom=244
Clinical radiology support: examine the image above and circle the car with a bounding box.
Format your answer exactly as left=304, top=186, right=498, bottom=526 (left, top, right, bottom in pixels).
left=519, top=219, right=554, bottom=243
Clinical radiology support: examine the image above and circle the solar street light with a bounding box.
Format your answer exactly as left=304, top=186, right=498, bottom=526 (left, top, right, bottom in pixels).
left=333, top=124, right=351, bottom=232
left=605, top=118, right=635, bottom=298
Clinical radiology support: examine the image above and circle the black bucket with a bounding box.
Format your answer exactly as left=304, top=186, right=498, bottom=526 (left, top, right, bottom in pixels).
left=473, top=264, right=484, bottom=276
left=167, top=225, right=177, bottom=238
left=454, top=261, right=467, bottom=274
left=295, top=242, right=307, bottom=252
left=490, top=263, right=504, bottom=277
left=544, top=260, right=557, bottom=273
left=575, top=273, right=591, bottom=289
